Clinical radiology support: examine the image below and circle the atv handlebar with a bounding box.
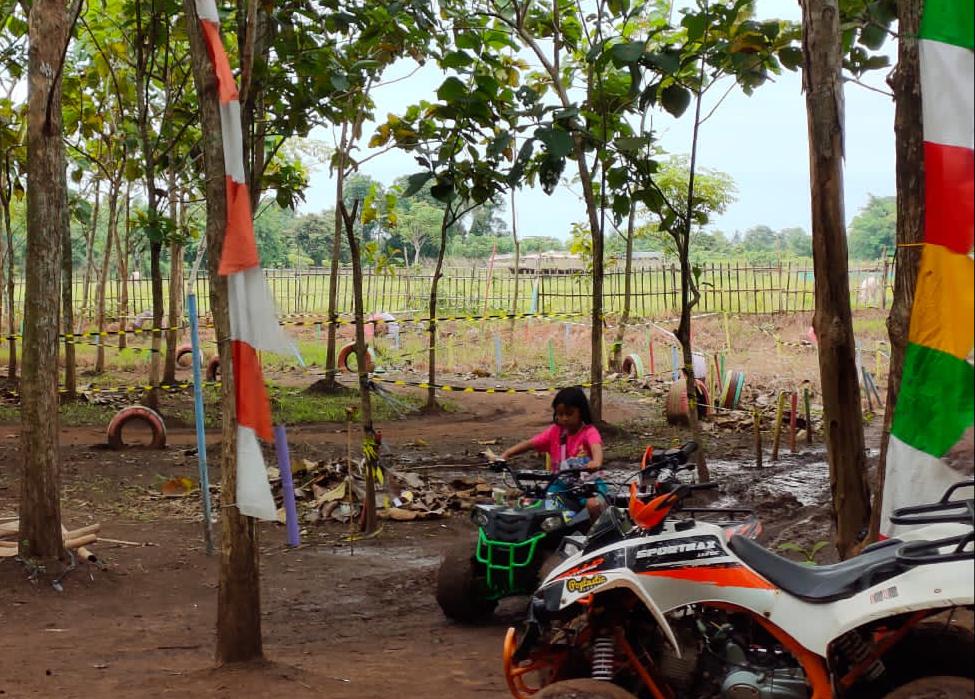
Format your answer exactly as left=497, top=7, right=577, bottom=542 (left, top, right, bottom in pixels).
left=488, top=459, right=593, bottom=496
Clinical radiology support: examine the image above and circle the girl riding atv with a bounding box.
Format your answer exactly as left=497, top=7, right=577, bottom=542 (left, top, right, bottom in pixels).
left=501, top=386, right=607, bottom=520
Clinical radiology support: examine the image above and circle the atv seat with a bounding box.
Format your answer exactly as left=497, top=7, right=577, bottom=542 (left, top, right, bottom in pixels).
left=727, top=535, right=906, bottom=604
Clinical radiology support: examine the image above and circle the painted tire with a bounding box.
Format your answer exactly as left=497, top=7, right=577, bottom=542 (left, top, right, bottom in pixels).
left=620, top=354, right=645, bottom=378
left=205, top=355, right=220, bottom=382
left=720, top=369, right=746, bottom=410
left=107, top=405, right=167, bottom=450
left=338, top=343, right=375, bottom=373
left=176, top=343, right=194, bottom=368
left=665, top=378, right=710, bottom=425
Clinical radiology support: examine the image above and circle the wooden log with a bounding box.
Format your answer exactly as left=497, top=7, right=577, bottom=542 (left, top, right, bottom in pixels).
left=63, top=523, right=100, bottom=540
left=64, top=533, right=97, bottom=549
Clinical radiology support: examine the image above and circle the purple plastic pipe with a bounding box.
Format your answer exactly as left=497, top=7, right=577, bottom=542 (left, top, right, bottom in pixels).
left=274, top=424, right=301, bottom=547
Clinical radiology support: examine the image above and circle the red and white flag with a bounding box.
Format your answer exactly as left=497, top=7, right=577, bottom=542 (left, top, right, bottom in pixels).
left=196, top=0, right=297, bottom=520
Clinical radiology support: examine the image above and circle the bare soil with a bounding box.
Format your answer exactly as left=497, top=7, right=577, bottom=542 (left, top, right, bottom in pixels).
left=0, top=312, right=894, bottom=697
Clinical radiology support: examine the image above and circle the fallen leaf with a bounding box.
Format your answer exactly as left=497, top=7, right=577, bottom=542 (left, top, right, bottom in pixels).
left=160, top=477, right=195, bottom=497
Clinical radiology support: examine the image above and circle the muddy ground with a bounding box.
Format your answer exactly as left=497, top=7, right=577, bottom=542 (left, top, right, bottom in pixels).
left=1, top=309, right=890, bottom=698
left=0, top=382, right=865, bottom=699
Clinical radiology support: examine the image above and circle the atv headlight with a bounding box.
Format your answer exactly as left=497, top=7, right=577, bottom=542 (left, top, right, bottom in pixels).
left=472, top=508, right=490, bottom=527
left=540, top=515, right=563, bottom=533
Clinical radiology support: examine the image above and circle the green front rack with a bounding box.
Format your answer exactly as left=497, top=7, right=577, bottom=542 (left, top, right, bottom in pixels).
left=475, top=528, right=546, bottom=597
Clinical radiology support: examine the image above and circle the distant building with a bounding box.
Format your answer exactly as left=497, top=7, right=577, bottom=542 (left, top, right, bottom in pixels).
left=495, top=250, right=665, bottom=275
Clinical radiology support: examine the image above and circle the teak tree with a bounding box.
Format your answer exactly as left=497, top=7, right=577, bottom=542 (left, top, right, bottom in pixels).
left=19, top=0, right=74, bottom=565
left=801, top=0, right=871, bottom=558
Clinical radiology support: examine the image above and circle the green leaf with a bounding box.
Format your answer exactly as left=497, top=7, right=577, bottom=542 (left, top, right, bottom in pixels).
left=430, top=179, right=456, bottom=203
left=436, top=76, right=468, bottom=102
left=606, top=166, right=628, bottom=190
left=553, top=107, right=580, bottom=121
left=681, top=12, right=707, bottom=42
left=615, top=135, right=649, bottom=152
left=644, top=50, right=680, bottom=76
left=810, top=541, right=830, bottom=557
left=537, top=127, right=573, bottom=158
left=610, top=41, right=644, bottom=66
left=441, top=51, right=473, bottom=69
left=858, top=24, right=887, bottom=51
left=778, top=46, right=804, bottom=71
left=455, top=33, right=481, bottom=50
left=402, top=172, right=433, bottom=198
left=660, top=84, right=691, bottom=118
left=330, top=73, right=350, bottom=91
left=612, top=193, right=630, bottom=219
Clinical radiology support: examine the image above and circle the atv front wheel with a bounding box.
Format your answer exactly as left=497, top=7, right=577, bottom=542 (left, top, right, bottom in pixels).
left=436, top=542, right=498, bottom=623
left=884, top=676, right=974, bottom=699
left=535, top=679, right=639, bottom=699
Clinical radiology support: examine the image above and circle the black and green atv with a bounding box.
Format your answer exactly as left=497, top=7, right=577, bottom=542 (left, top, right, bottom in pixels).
left=435, top=461, right=599, bottom=623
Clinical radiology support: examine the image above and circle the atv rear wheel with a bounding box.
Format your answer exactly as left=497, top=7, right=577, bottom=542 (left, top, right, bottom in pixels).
left=536, top=679, right=639, bottom=699
left=435, top=542, right=497, bottom=623
left=884, top=676, right=974, bottom=699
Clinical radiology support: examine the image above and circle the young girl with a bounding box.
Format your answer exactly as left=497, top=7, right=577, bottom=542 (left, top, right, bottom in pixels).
left=501, top=386, right=607, bottom=520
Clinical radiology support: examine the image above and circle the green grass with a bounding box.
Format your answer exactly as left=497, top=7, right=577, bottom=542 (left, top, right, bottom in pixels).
left=165, top=383, right=422, bottom=429
left=0, top=400, right=119, bottom=427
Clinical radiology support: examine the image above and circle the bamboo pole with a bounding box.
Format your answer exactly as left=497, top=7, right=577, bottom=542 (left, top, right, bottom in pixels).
left=771, top=391, right=787, bottom=461
left=753, top=408, right=763, bottom=468
left=790, top=391, right=799, bottom=454
left=803, top=384, right=813, bottom=445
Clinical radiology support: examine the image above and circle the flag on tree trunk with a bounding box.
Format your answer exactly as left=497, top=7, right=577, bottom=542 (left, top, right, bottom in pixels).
left=881, top=0, right=974, bottom=535
left=196, top=0, right=297, bottom=521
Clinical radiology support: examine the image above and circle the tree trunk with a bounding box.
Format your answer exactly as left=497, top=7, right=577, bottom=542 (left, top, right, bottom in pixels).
left=425, top=214, right=450, bottom=410
left=145, top=242, right=164, bottom=407
left=116, top=182, right=130, bottom=350
left=61, top=201, right=75, bottom=399
left=80, top=178, right=100, bottom=331
left=94, top=183, right=119, bottom=374
left=801, top=0, right=871, bottom=558
left=164, top=174, right=183, bottom=385
left=323, top=126, right=349, bottom=392
left=0, top=192, right=14, bottom=379
left=20, top=0, right=68, bottom=563
left=869, top=0, right=924, bottom=540
left=135, top=0, right=162, bottom=411
left=510, top=187, right=520, bottom=336
left=4, top=196, right=16, bottom=379
left=341, top=200, right=378, bottom=534
left=679, top=62, right=710, bottom=483
left=611, top=205, right=636, bottom=372
left=185, top=0, right=264, bottom=664
left=578, top=153, right=604, bottom=424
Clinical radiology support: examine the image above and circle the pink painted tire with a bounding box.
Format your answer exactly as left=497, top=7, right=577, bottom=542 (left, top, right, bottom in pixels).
left=665, top=378, right=710, bottom=425
left=338, top=343, right=375, bottom=373
left=176, top=343, right=194, bottom=368
left=107, top=406, right=167, bottom=450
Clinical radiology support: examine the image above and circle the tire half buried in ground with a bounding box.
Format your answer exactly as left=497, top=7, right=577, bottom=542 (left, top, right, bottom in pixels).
left=107, top=406, right=167, bottom=450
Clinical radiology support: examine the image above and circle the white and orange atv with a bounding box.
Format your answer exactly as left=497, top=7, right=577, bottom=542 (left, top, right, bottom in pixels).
left=503, top=477, right=974, bottom=699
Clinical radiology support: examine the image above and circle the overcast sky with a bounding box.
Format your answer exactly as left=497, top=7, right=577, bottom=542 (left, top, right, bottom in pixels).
left=295, top=2, right=897, bottom=241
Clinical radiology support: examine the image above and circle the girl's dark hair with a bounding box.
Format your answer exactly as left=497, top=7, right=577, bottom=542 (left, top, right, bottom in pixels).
left=552, top=386, right=593, bottom=425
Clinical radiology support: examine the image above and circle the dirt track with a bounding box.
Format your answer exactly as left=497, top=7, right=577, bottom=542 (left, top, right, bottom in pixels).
left=0, top=385, right=847, bottom=698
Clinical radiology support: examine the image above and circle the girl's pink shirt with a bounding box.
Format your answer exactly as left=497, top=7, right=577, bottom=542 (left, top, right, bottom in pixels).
left=529, top=424, right=602, bottom=472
